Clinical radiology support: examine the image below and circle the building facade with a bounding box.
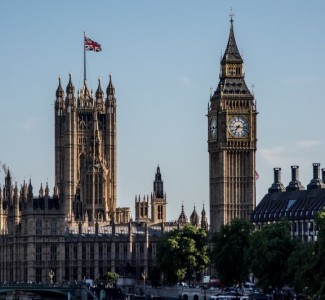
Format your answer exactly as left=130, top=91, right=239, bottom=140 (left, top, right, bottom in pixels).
left=251, top=164, right=325, bottom=242
left=208, top=16, right=257, bottom=232
left=55, top=75, right=118, bottom=225
left=0, top=74, right=207, bottom=284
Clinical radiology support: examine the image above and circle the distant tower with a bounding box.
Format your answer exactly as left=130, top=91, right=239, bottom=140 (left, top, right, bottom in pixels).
left=135, top=166, right=167, bottom=224
left=54, top=74, right=117, bottom=224
left=190, top=205, right=199, bottom=227
left=178, top=203, right=188, bottom=228
left=151, top=166, right=167, bottom=224
left=208, top=15, right=257, bottom=231
left=201, top=205, right=209, bottom=231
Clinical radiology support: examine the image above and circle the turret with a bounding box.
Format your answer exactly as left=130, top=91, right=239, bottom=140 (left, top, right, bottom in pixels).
left=190, top=205, right=199, bottom=227
left=178, top=203, right=188, bottom=228
left=65, top=73, right=75, bottom=106
left=201, top=205, right=208, bottom=231
left=95, top=78, right=104, bottom=104
left=153, top=166, right=164, bottom=198
left=106, top=73, right=115, bottom=105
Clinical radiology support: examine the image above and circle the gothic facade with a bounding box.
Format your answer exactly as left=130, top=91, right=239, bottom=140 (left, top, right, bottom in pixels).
left=0, top=74, right=207, bottom=284
left=55, top=75, right=118, bottom=224
left=208, top=16, right=257, bottom=232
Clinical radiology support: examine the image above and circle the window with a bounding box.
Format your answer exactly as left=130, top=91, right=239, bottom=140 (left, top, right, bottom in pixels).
left=158, top=205, right=163, bottom=220
left=90, top=245, right=94, bottom=260
left=51, top=245, right=57, bottom=261
left=99, top=244, right=103, bottom=260
left=51, top=219, right=57, bottom=235
left=36, top=268, right=42, bottom=283
left=82, top=245, right=86, bottom=260
left=36, top=219, right=42, bottom=236
left=36, top=244, right=42, bottom=261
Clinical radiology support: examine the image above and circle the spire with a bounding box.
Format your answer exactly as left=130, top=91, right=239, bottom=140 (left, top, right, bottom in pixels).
left=56, top=76, right=64, bottom=98
left=39, top=183, right=44, bottom=198
left=106, top=73, right=115, bottom=96
left=221, top=11, right=243, bottom=65
left=81, top=80, right=91, bottom=99
left=178, top=203, right=188, bottom=225
left=95, top=77, right=104, bottom=100
left=66, top=73, right=75, bottom=96
left=190, top=205, right=199, bottom=227
left=153, top=165, right=164, bottom=198
left=201, top=204, right=209, bottom=231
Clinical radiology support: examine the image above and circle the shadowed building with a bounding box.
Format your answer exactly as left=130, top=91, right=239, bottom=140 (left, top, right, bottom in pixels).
left=251, top=164, right=325, bottom=241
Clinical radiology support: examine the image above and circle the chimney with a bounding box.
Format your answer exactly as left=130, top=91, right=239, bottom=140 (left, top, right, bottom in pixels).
left=268, top=168, right=285, bottom=193
left=286, top=165, right=305, bottom=192
left=307, top=163, right=325, bottom=190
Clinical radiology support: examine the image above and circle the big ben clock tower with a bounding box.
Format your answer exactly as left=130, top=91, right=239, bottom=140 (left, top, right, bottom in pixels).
left=208, top=14, right=257, bottom=232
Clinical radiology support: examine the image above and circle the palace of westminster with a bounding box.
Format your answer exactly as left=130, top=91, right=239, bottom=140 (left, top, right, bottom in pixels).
left=1, top=16, right=325, bottom=284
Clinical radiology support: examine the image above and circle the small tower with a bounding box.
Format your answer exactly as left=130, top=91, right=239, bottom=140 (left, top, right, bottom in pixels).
left=201, top=205, right=209, bottom=231
left=151, top=166, right=167, bottom=224
left=190, top=205, right=200, bottom=227
left=178, top=203, right=188, bottom=228
left=135, top=195, right=150, bottom=223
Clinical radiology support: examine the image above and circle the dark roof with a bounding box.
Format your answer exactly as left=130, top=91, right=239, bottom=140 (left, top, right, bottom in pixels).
left=221, top=19, right=243, bottom=64
left=251, top=188, right=325, bottom=223
left=214, top=77, right=252, bottom=97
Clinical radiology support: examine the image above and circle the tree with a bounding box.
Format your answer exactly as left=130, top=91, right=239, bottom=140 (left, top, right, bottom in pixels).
left=210, top=218, right=254, bottom=287
left=247, top=220, right=294, bottom=292
left=157, top=224, right=209, bottom=285
left=102, top=271, right=119, bottom=286
left=286, top=240, right=315, bottom=294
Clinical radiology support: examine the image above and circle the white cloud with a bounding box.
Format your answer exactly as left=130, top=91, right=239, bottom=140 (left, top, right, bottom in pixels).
left=295, top=140, right=322, bottom=149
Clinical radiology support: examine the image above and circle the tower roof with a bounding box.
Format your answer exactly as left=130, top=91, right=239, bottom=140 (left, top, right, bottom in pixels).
left=106, top=73, right=115, bottom=95
left=56, top=76, right=64, bottom=98
left=221, top=15, right=243, bottom=64
left=95, top=78, right=104, bottom=100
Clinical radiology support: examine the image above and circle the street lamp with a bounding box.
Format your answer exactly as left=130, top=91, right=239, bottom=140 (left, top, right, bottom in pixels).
left=49, top=270, right=55, bottom=284
left=142, top=271, right=147, bottom=295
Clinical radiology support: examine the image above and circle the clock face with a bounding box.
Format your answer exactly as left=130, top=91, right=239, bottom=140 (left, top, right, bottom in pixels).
left=210, top=117, right=217, bottom=139
left=228, top=116, right=249, bottom=138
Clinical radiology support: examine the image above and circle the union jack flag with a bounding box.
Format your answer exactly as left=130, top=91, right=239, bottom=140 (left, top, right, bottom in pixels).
left=84, top=36, right=102, bottom=52
left=255, top=170, right=260, bottom=180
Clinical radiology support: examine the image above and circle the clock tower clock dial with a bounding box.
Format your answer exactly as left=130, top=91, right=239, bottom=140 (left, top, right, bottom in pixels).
left=228, top=116, right=249, bottom=138
left=210, top=117, right=217, bottom=139
left=208, top=15, right=257, bottom=232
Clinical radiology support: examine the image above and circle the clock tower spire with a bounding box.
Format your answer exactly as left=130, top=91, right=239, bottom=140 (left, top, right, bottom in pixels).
left=208, top=15, right=257, bottom=232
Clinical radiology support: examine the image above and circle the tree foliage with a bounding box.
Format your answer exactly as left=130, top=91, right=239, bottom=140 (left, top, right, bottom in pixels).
left=156, top=224, right=209, bottom=285
left=102, top=272, right=119, bottom=285
left=247, top=221, right=294, bottom=292
left=210, top=218, right=254, bottom=287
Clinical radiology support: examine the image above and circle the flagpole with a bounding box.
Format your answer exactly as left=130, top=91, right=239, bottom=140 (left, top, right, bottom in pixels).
left=83, top=31, right=86, bottom=83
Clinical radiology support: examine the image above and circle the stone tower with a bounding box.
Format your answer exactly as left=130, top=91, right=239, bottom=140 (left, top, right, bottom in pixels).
left=150, top=166, right=167, bottom=224
left=208, top=15, right=257, bottom=232
left=135, top=166, right=167, bottom=224
left=54, top=74, right=117, bottom=224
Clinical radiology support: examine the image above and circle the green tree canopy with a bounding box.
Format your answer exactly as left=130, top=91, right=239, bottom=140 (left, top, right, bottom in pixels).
left=247, top=220, right=294, bottom=292
left=210, top=218, right=254, bottom=287
left=102, top=271, right=119, bottom=285
left=156, top=224, right=209, bottom=285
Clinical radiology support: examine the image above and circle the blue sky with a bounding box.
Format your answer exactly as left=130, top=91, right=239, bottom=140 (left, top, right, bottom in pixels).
left=1, top=1, right=325, bottom=222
